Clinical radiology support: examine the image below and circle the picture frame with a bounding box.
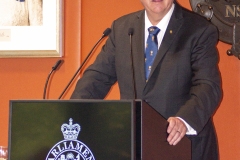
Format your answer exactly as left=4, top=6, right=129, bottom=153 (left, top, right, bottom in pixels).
left=0, top=0, right=63, bottom=58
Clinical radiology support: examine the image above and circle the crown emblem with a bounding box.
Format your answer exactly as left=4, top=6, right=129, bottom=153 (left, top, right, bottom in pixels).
left=61, top=118, right=81, bottom=140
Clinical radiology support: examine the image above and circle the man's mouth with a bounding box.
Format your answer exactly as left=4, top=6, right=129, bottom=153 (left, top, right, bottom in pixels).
left=152, top=0, right=163, bottom=2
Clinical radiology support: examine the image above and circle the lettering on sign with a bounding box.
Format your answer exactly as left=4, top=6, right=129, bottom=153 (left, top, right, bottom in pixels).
left=225, top=5, right=240, bottom=17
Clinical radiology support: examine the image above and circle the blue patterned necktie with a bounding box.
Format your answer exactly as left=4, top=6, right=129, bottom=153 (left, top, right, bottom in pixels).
left=145, top=26, right=160, bottom=80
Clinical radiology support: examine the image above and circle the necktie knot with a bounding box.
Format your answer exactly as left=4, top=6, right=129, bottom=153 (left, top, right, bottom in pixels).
left=148, top=26, right=160, bottom=36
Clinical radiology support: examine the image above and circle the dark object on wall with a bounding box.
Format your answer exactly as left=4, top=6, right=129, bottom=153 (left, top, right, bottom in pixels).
left=190, top=0, right=240, bottom=59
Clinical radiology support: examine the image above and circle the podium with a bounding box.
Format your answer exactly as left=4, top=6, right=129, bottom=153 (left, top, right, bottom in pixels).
left=8, top=100, right=191, bottom=160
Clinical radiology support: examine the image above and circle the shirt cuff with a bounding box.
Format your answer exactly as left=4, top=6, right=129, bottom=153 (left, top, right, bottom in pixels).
left=177, top=117, right=197, bottom=135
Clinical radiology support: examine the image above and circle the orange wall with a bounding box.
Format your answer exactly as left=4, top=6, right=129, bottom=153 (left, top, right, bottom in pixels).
left=0, top=0, right=240, bottom=159
left=0, top=0, right=81, bottom=144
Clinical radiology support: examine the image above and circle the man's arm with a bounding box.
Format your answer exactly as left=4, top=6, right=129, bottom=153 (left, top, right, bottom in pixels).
left=167, top=23, right=222, bottom=145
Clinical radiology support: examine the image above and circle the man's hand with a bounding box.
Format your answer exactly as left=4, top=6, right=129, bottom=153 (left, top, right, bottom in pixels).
left=167, top=117, right=187, bottom=146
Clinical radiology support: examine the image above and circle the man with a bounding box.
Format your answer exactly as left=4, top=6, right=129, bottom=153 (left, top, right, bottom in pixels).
left=71, top=0, right=222, bottom=159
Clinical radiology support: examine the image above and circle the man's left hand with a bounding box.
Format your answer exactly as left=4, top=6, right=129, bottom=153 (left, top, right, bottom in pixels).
left=167, top=117, right=187, bottom=146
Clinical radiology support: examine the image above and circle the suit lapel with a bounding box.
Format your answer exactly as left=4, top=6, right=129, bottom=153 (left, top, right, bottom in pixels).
left=132, top=11, right=146, bottom=84
left=149, top=3, right=184, bottom=79
left=130, top=4, right=184, bottom=91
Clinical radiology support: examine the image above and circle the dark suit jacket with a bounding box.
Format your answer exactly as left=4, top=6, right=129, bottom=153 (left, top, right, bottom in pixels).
left=71, top=2, right=222, bottom=160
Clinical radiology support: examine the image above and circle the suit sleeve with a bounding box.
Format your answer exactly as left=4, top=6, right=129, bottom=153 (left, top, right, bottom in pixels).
left=71, top=22, right=118, bottom=99
left=176, top=24, right=222, bottom=133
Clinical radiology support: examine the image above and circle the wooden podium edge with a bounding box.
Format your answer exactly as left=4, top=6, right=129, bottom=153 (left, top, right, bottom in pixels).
left=138, top=100, right=191, bottom=160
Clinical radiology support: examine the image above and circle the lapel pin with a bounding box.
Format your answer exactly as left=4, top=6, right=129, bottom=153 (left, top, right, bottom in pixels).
left=170, top=30, right=173, bottom=34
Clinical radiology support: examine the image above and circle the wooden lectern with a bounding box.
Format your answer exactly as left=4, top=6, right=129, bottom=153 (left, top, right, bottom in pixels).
left=8, top=100, right=191, bottom=160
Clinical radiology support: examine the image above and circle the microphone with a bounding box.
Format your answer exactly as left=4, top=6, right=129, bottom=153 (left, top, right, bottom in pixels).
left=128, top=28, right=136, bottom=99
left=58, top=28, right=112, bottom=99
left=128, top=28, right=134, bottom=36
left=43, top=59, right=63, bottom=99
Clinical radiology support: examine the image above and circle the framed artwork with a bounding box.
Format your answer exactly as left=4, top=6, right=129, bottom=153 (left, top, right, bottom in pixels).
left=0, top=0, right=63, bottom=57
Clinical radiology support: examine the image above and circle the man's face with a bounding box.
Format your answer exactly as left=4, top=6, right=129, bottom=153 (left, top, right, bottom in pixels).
left=140, top=0, right=174, bottom=17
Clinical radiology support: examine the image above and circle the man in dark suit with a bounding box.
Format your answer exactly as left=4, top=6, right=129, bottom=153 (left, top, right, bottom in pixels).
left=71, top=0, right=222, bottom=159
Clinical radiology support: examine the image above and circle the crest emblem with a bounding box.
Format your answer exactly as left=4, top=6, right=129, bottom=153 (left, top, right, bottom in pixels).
left=46, top=118, right=95, bottom=160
